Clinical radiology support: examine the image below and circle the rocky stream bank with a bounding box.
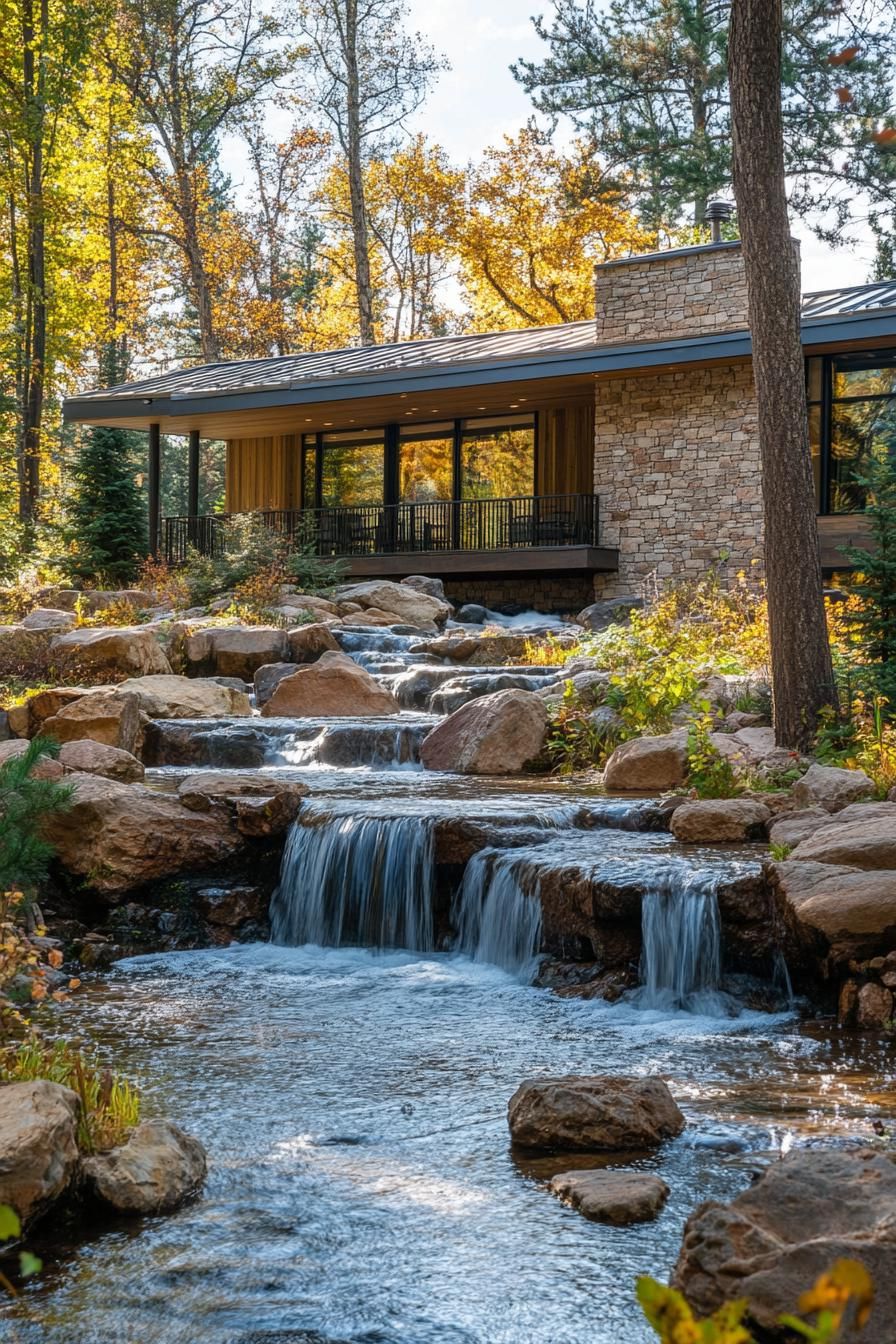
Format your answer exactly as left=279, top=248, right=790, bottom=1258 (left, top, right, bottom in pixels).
left=2, top=576, right=895, bottom=1340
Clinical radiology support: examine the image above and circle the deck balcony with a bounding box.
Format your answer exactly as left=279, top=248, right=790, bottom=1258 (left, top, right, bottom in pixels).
left=160, top=492, right=618, bottom=579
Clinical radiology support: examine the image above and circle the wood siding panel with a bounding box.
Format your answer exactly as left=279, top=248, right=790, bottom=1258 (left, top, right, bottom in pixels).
left=225, top=434, right=300, bottom=511
left=817, top=515, right=872, bottom=571
left=537, top=404, right=594, bottom=495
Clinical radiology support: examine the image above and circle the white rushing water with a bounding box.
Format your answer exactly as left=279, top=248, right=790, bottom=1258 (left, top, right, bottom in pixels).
left=452, top=849, right=544, bottom=978
left=636, top=867, right=725, bottom=1013
left=271, top=810, right=436, bottom=950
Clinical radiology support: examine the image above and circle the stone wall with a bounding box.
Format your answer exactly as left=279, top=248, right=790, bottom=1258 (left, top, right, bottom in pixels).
left=443, top=576, right=593, bottom=616
left=595, top=242, right=749, bottom=344
left=592, top=361, right=764, bottom=598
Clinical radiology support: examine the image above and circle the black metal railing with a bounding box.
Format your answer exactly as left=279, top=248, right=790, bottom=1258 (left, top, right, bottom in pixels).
left=161, top=493, right=600, bottom=566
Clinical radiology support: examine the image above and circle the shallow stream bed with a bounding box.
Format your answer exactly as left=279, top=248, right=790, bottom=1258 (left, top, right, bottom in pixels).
left=6, top=942, right=895, bottom=1344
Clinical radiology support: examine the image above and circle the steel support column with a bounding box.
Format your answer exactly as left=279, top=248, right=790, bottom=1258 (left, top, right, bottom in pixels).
left=148, top=423, right=161, bottom=556
left=187, top=428, right=200, bottom=519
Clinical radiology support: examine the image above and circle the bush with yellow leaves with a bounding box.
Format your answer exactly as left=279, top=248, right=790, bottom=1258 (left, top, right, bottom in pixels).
left=638, top=1258, right=873, bottom=1343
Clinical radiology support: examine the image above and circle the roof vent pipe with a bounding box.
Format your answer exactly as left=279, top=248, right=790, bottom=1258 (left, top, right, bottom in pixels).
left=705, top=200, right=735, bottom=244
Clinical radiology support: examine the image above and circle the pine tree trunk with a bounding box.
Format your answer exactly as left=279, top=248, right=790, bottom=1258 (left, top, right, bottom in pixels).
left=343, top=0, right=375, bottom=346
left=728, top=0, right=835, bottom=750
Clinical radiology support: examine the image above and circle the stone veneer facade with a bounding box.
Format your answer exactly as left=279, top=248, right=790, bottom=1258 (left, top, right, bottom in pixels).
left=593, top=363, right=763, bottom=597
left=592, top=240, right=766, bottom=598
left=595, top=240, right=750, bottom=343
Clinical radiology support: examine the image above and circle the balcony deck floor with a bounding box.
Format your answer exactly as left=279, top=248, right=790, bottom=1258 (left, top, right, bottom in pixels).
left=340, top=544, right=619, bottom=579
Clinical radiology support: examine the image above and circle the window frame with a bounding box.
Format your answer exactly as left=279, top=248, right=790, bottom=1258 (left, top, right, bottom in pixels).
left=300, top=413, right=538, bottom=509
left=806, top=350, right=896, bottom=515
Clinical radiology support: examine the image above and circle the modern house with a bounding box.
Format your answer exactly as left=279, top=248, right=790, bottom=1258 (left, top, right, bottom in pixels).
left=63, top=238, right=896, bottom=612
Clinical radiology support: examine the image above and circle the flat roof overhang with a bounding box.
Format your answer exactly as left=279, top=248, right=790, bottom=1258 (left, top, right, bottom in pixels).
left=62, top=306, right=896, bottom=438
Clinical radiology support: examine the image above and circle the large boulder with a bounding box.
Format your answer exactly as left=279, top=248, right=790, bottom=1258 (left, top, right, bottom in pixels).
left=50, top=626, right=171, bottom=677
left=340, top=607, right=406, bottom=627
left=179, top=625, right=289, bottom=679
left=82, top=1119, right=207, bottom=1215
left=42, top=772, right=242, bottom=894
left=420, top=689, right=548, bottom=775
left=58, top=739, right=144, bottom=783
left=286, top=622, right=341, bottom=663
left=576, top=597, right=642, bottom=631
left=42, top=690, right=145, bottom=755
left=177, top=771, right=307, bottom=834
left=41, top=588, right=153, bottom=614
left=117, top=674, right=252, bottom=719
left=792, top=762, right=875, bottom=810
left=672, top=1149, right=896, bottom=1340
left=0, top=1081, right=80, bottom=1226
left=260, top=651, right=399, bottom=718
left=21, top=607, right=76, bottom=632
left=401, top=574, right=446, bottom=600
left=507, top=1075, right=685, bottom=1151
left=670, top=798, right=772, bottom=843
left=549, top=1170, right=669, bottom=1225
left=20, top=686, right=96, bottom=736
left=771, top=860, right=896, bottom=965
left=602, top=732, right=688, bottom=792
left=770, top=801, right=896, bottom=854
left=254, top=662, right=299, bottom=707
left=279, top=591, right=341, bottom=617
left=0, top=739, right=65, bottom=778
left=414, top=633, right=543, bottom=665
left=767, top=807, right=832, bottom=850
left=710, top=726, right=800, bottom=777
left=789, top=805, right=896, bottom=870
left=338, top=579, right=451, bottom=629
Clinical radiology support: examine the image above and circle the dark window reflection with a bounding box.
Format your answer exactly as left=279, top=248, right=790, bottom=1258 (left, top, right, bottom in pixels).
left=830, top=353, right=896, bottom=513
left=399, top=424, right=454, bottom=501
left=320, top=431, right=384, bottom=507
left=459, top=417, right=535, bottom=499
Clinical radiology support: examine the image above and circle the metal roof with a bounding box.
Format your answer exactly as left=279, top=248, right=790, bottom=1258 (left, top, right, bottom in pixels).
left=63, top=276, right=896, bottom=422
left=68, top=319, right=601, bottom=404
left=800, top=280, right=896, bottom=319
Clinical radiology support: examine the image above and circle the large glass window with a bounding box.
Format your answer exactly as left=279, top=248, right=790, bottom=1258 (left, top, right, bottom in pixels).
left=399, top=423, right=454, bottom=501
left=808, top=351, right=896, bottom=513
left=459, top=415, right=535, bottom=500
left=319, top=430, right=384, bottom=507
left=299, top=415, right=538, bottom=510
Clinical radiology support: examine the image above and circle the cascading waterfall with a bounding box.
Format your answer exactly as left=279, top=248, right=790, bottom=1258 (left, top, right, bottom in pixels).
left=452, top=849, right=543, bottom=978
left=271, top=811, right=435, bottom=951
left=636, top=866, right=725, bottom=1012
left=274, top=721, right=426, bottom=770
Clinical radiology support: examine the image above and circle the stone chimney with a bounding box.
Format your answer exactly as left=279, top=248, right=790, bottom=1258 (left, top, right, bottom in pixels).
left=595, top=240, right=750, bottom=344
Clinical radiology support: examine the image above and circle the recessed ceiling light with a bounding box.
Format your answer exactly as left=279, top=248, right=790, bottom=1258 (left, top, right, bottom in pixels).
left=324, top=421, right=333, bottom=426
left=478, top=406, right=486, bottom=410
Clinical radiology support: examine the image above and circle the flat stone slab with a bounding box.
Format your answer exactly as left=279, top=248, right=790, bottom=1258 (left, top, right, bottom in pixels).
left=550, top=1169, right=670, bottom=1224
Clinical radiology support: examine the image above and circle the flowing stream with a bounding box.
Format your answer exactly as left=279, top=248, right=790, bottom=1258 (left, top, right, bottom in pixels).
left=6, top=616, right=896, bottom=1344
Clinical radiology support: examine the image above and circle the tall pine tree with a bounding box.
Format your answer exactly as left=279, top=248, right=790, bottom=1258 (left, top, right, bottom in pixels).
left=513, top=0, right=895, bottom=240
left=67, top=345, right=147, bottom=585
